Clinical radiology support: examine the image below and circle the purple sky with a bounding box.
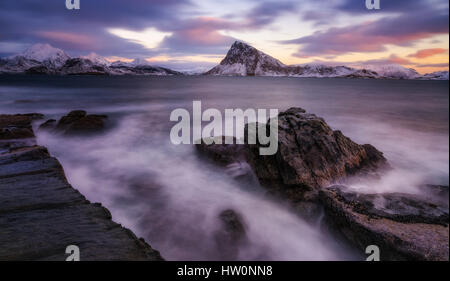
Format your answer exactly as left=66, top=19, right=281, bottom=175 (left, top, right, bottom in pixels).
left=0, top=0, right=448, bottom=73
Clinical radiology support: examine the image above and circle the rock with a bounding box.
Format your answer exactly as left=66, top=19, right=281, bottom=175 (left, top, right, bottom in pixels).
left=0, top=114, right=36, bottom=140
left=196, top=108, right=389, bottom=218
left=214, top=209, right=247, bottom=260
left=196, top=136, right=247, bottom=166
left=0, top=114, right=163, bottom=260
left=57, top=110, right=87, bottom=127
left=38, top=119, right=57, bottom=131
left=43, top=110, right=108, bottom=135
left=319, top=186, right=449, bottom=261
left=247, top=108, right=388, bottom=191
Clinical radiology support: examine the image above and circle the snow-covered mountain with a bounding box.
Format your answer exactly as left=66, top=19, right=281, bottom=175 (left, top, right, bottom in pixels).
left=206, top=41, right=287, bottom=76
left=421, top=71, right=449, bottom=80
left=364, top=64, right=420, bottom=80
left=81, top=52, right=111, bottom=66
left=21, top=43, right=70, bottom=68
left=0, top=42, right=447, bottom=79
left=205, top=41, right=448, bottom=80
left=0, top=44, right=181, bottom=76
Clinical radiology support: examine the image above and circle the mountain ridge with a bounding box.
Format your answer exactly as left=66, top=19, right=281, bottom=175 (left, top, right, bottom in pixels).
left=205, top=41, right=448, bottom=80
left=0, top=42, right=447, bottom=79
left=0, top=44, right=181, bottom=76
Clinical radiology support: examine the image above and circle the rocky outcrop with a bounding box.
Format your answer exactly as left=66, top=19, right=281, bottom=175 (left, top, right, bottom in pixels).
left=194, top=108, right=449, bottom=260
left=319, top=186, right=449, bottom=261
left=0, top=113, right=43, bottom=140
left=214, top=209, right=248, bottom=260
left=0, top=114, right=163, bottom=260
left=248, top=108, right=388, bottom=190
left=39, top=110, right=108, bottom=135
left=196, top=108, right=388, bottom=208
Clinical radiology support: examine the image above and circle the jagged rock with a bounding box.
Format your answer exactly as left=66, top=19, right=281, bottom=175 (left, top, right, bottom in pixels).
left=247, top=108, right=388, bottom=191
left=319, top=186, right=449, bottom=261
left=214, top=209, right=247, bottom=260
left=196, top=136, right=247, bottom=165
left=38, top=119, right=57, bottom=131
left=196, top=108, right=388, bottom=214
left=39, top=110, right=108, bottom=135
left=0, top=114, right=163, bottom=260
left=0, top=114, right=36, bottom=140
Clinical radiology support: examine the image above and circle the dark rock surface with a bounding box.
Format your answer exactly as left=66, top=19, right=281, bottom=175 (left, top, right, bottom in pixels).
left=319, top=186, right=449, bottom=261
left=0, top=114, right=163, bottom=260
left=196, top=108, right=388, bottom=212
left=39, top=110, right=108, bottom=135
left=247, top=108, right=388, bottom=190
left=0, top=114, right=42, bottom=140
left=214, top=209, right=248, bottom=260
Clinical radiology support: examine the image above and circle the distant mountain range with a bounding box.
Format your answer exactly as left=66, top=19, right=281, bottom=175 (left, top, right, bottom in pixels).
left=206, top=41, right=449, bottom=80
left=0, top=44, right=181, bottom=76
left=0, top=42, right=448, bottom=80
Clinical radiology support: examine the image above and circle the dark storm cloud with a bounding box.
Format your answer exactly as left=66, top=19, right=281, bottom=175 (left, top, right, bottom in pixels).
left=0, top=0, right=192, bottom=57
left=245, top=1, right=297, bottom=27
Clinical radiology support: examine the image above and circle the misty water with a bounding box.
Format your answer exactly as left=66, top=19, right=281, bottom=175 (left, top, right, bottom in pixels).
left=0, top=75, right=448, bottom=260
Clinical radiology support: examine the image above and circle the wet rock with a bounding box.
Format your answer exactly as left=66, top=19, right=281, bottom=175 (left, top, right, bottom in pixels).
left=0, top=114, right=163, bottom=260
left=319, top=186, right=449, bottom=261
left=214, top=209, right=247, bottom=260
left=0, top=114, right=36, bottom=140
left=39, top=110, right=108, bottom=135
left=38, top=119, right=57, bottom=131
left=196, top=136, right=247, bottom=165
left=246, top=108, right=389, bottom=191
left=196, top=108, right=389, bottom=218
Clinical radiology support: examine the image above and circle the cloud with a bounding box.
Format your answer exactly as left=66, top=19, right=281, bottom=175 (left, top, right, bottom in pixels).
left=415, top=62, right=449, bottom=68
left=244, top=1, right=297, bottom=28
left=408, top=48, right=447, bottom=58
left=282, top=7, right=449, bottom=58
left=108, top=28, right=172, bottom=49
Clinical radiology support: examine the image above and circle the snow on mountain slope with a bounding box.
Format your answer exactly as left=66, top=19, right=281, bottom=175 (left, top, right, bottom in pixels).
left=0, top=43, right=181, bottom=76
left=421, top=71, right=449, bottom=80
left=206, top=41, right=287, bottom=76
left=21, top=43, right=70, bottom=68
left=366, top=64, right=420, bottom=79
left=81, top=53, right=111, bottom=66
left=204, top=41, right=383, bottom=78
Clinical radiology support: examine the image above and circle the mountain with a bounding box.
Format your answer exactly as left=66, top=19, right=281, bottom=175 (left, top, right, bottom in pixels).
left=206, top=41, right=287, bottom=76
left=0, top=44, right=181, bottom=76
left=205, top=41, right=448, bottom=80
left=366, top=64, right=420, bottom=80
left=421, top=71, right=449, bottom=80
left=21, top=43, right=70, bottom=68
left=81, top=52, right=111, bottom=66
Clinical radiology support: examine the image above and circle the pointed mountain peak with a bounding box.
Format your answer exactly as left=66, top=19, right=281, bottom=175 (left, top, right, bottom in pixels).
left=206, top=40, right=285, bottom=76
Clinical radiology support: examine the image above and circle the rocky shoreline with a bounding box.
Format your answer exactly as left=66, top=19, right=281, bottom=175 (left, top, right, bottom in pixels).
left=196, top=108, right=449, bottom=261
left=0, top=113, right=163, bottom=261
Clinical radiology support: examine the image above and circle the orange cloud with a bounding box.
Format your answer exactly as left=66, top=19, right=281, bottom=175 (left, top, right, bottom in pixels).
left=408, top=48, right=447, bottom=58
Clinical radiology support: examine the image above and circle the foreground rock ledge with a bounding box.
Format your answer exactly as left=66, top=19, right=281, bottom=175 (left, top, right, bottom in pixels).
left=320, top=186, right=449, bottom=261
left=0, top=114, right=163, bottom=261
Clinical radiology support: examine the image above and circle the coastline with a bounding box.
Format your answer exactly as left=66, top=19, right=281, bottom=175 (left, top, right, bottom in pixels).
left=0, top=114, right=163, bottom=261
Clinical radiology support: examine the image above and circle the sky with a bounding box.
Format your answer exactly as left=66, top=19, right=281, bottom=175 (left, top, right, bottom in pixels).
left=0, top=0, right=448, bottom=73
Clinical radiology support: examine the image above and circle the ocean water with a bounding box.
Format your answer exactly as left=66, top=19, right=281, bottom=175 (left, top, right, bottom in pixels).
left=0, top=75, right=448, bottom=260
